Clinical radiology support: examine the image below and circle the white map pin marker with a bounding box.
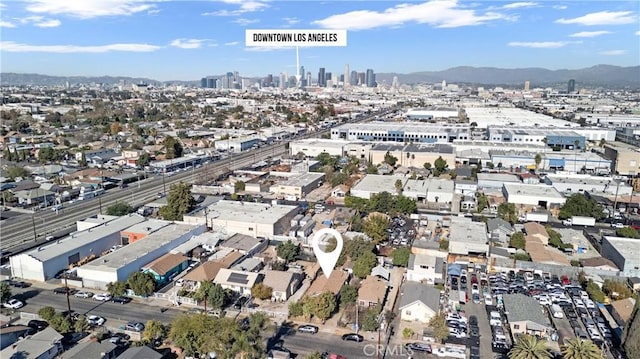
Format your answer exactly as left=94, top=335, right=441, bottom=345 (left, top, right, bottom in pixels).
left=312, top=228, right=343, bottom=279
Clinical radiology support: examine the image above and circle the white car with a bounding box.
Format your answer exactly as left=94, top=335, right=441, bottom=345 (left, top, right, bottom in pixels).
left=484, top=294, right=493, bottom=306
left=87, top=315, right=106, bottom=326
left=74, top=291, right=94, bottom=299
left=3, top=299, right=24, bottom=309
left=93, top=293, right=112, bottom=301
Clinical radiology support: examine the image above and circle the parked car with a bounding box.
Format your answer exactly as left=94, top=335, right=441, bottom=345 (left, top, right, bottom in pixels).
left=12, top=281, right=30, bottom=288
left=341, top=333, right=364, bottom=342
left=27, top=320, right=48, bottom=331
left=93, top=293, right=112, bottom=301
left=88, top=315, right=106, bottom=326
left=125, top=321, right=145, bottom=332
left=298, top=325, right=319, bottom=334
left=53, top=287, right=74, bottom=294
left=405, top=343, right=432, bottom=353
left=112, top=296, right=132, bottom=304
left=3, top=298, right=24, bottom=309
left=74, top=291, right=94, bottom=299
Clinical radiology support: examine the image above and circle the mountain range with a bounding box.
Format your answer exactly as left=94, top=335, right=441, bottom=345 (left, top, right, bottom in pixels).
left=1, top=64, right=638, bottom=88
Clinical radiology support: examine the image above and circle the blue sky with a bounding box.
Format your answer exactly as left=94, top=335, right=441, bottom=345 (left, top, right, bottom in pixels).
left=0, top=0, right=638, bottom=81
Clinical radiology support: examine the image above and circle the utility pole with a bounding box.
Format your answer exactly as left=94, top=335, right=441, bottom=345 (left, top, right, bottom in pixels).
left=64, top=274, right=72, bottom=318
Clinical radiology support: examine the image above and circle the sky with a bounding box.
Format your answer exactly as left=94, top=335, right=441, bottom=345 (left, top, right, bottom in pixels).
left=0, top=0, right=639, bottom=81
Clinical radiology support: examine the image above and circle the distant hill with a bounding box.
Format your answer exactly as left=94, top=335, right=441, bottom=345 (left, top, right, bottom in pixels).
left=376, top=65, right=640, bottom=88
left=2, top=64, right=638, bottom=88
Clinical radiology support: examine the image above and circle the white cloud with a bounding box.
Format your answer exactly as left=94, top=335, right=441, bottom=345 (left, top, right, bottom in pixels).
left=0, top=20, right=16, bottom=28
left=225, top=41, right=239, bottom=46
left=282, top=17, right=300, bottom=26
left=553, top=5, right=568, bottom=10
left=169, top=38, right=209, bottom=49
left=501, top=2, right=538, bottom=9
left=636, top=30, right=640, bottom=36
left=34, top=19, right=61, bottom=27
left=556, top=11, right=636, bottom=26
left=203, top=0, right=268, bottom=16
left=508, top=41, right=579, bottom=48
left=18, top=15, right=61, bottom=27
left=312, top=0, right=514, bottom=30
left=0, top=41, right=161, bottom=53
left=599, top=50, right=625, bottom=55
left=25, top=0, right=157, bottom=19
left=569, top=30, right=612, bottom=38
left=232, top=18, right=259, bottom=26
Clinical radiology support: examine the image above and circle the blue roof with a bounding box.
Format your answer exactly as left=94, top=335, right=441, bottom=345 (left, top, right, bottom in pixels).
left=448, top=263, right=462, bottom=276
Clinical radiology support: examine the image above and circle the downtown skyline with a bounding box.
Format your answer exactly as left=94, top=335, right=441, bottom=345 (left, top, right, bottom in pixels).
left=0, top=0, right=638, bottom=81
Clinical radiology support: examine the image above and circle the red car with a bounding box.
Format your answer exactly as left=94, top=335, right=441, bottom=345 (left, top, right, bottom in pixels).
left=561, top=275, right=571, bottom=285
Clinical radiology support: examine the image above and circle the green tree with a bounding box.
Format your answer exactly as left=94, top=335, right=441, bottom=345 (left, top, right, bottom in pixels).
left=163, top=135, right=183, bottom=159
left=392, top=247, right=411, bottom=267
left=311, top=291, right=337, bottom=321
left=136, top=152, right=151, bottom=167
left=106, top=202, right=134, bottom=216
left=159, top=182, right=196, bottom=221
left=361, top=308, right=380, bottom=331
left=251, top=283, right=273, bottom=300
left=38, top=147, right=58, bottom=163
left=353, top=251, right=377, bottom=279
left=195, top=281, right=225, bottom=310
left=0, top=282, right=11, bottom=303
left=439, top=239, right=449, bottom=251
left=616, top=226, right=640, bottom=238
left=402, top=327, right=414, bottom=339
left=384, top=151, right=397, bottom=167
left=429, top=313, right=450, bottom=343
left=623, top=297, right=640, bottom=358
left=585, top=280, right=605, bottom=303
left=394, top=179, right=403, bottom=193
left=38, top=306, right=56, bottom=321
left=305, top=352, right=323, bottom=359
left=434, top=156, right=448, bottom=176
left=498, top=202, right=518, bottom=224
left=366, top=163, right=378, bottom=174
left=508, top=334, right=551, bottom=359
left=339, top=285, right=358, bottom=307
left=6, top=166, right=30, bottom=181
left=363, top=213, right=390, bottom=243
left=561, top=338, right=602, bottom=359
left=276, top=240, right=300, bottom=263
left=559, top=194, right=604, bottom=220
left=144, top=319, right=166, bottom=342
left=316, top=153, right=338, bottom=168
left=49, top=313, right=72, bottom=333
left=127, top=271, right=156, bottom=297
left=477, top=193, right=489, bottom=212
left=107, top=281, right=127, bottom=297
left=534, top=154, right=542, bottom=169
left=288, top=301, right=304, bottom=317
left=74, top=314, right=89, bottom=333
left=509, top=232, right=526, bottom=250
left=602, top=279, right=633, bottom=299
left=423, top=162, right=432, bottom=171
left=234, top=181, right=246, bottom=193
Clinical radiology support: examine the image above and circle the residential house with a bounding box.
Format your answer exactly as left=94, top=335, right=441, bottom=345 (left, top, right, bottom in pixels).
left=117, top=346, right=163, bottom=359
left=610, top=298, right=636, bottom=327
left=0, top=327, right=63, bottom=359
left=358, top=275, right=388, bottom=307
left=13, top=188, right=55, bottom=206
left=523, top=222, right=549, bottom=245
left=142, top=253, right=189, bottom=286
left=398, top=282, right=441, bottom=323
left=331, top=185, right=349, bottom=198
left=63, top=340, right=117, bottom=359
left=214, top=268, right=262, bottom=296
left=579, top=257, right=619, bottom=272
left=262, top=270, right=302, bottom=302
left=0, top=326, right=32, bottom=350
left=486, top=218, right=515, bottom=244
left=503, top=294, right=552, bottom=337
left=306, top=270, right=349, bottom=298
left=406, top=253, right=444, bottom=285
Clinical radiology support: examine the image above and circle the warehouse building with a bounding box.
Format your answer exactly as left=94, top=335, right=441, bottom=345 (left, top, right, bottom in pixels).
left=488, top=128, right=585, bottom=149
left=477, top=173, right=521, bottom=190
left=601, top=236, right=640, bottom=278
left=350, top=175, right=407, bottom=200
left=502, top=183, right=566, bottom=209
left=331, top=122, right=470, bottom=143
left=368, top=143, right=456, bottom=168
left=544, top=173, right=633, bottom=196
left=402, top=178, right=455, bottom=203
left=77, top=223, right=206, bottom=289
left=604, top=141, right=640, bottom=176
left=10, top=214, right=146, bottom=282
left=270, top=172, right=324, bottom=200
left=448, top=217, right=489, bottom=258
left=189, top=200, right=299, bottom=239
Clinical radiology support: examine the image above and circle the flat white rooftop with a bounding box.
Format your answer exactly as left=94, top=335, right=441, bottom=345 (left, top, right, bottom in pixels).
left=352, top=174, right=405, bottom=193
left=81, top=223, right=203, bottom=271
left=206, top=200, right=298, bottom=224
left=604, top=236, right=640, bottom=259
left=465, top=107, right=576, bottom=128
left=477, top=173, right=522, bottom=183
left=124, top=219, right=171, bottom=234
left=503, top=183, right=565, bottom=200
left=279, top=172, right=324, bottom=187
left=333, top=121, right=469, bottom=133
left=23, top=214, right=146, bottom=262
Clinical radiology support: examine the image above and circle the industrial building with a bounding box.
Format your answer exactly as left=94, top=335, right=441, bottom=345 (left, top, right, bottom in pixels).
left=289, top=138, right=355, bottom=157
left=544, top=173, right=633, bottom=196
left=604, top=141, right=640, bottom=176
left=368, top=143, right=456, bottom=168
left=601, top=236, right=640, bottom=277
left=269, top=172, right=324, bottom=200
left=404, top=107, right=459, bottom=120
left=402, top=178, right=455, bottom=203
left=502, top=183, right=566, bottom=209
left=488, top=128, right=585, bottom=149
left=77, top=223, right=206, bottom=289
left=350, top=175, right=407, bottom=199
left=191, top=200, right=299, bottom=239
left=218, top=233, right=268, bottom=257
left=448, top=216, right=489, bottom=257
left=464, top=107, right=575, bottom=129
left=477, top=173, right=521, bottom=189
left=331, top=122, right=470, bottom=143
left=214, top=136, right=260, bottom=153
left=9, top=214, right=146, bottom=282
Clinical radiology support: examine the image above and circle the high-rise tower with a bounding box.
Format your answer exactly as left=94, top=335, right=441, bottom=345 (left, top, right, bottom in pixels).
left=567, top=79, right=576, bottom=93
left=344, top=64, right=350, bottom=87
left=318, top=67, right=325, bottom=87
left=366, top=69, right=376, bottom=88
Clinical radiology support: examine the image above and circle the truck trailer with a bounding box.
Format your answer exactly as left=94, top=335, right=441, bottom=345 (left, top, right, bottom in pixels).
left=562, top=216, right=596, bottom=227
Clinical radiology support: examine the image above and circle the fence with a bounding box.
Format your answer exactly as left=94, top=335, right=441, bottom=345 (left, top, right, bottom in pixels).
left=151, top=292, right=198, bottom=306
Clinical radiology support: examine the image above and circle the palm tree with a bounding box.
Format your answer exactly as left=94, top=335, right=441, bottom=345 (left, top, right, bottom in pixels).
left=534, top=154, right=542, bottom=170
left=508, top=335, right=552, bottom=359
left=561, top=339, right=602, bottom=359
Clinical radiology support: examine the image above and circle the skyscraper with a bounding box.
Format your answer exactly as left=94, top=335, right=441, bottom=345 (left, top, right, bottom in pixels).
left=207, top=78, right=215, bottom=88
left=524, top=81, right=530, bottom=91
left=325, top=72, right=332, bottom=85
left=350, top=71, right=358, bottom=86
left=200, top=78, right=207, bottom=88
left=226, top=72, right=234, bottom=89
left=318, top=67, right=325, bottom=87
left=299, top=66, right=305, bottom=79
left=392, top=76, right=399, bottom=89
left=568, top=79, right=576, bottom=93
left=279, top=72, right=286, bottom=89
left=344, top=64, right=350, bottom=87
left=357, top=72, right=365, bottom=86
left=366, top=69, right=376, bottom=88
left=306, top=72, right=312, bottom=87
